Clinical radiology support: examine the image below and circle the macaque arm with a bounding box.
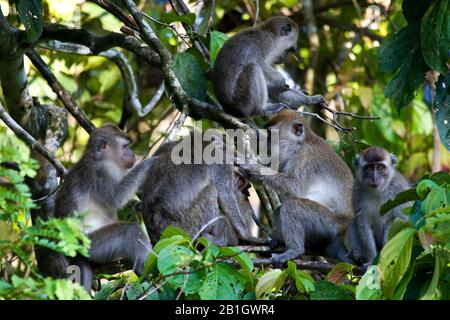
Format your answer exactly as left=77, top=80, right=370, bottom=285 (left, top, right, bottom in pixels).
left=215, top=174, right=267, bottom=244
left=355, top=214, right=377, bottom=264
left=260, top=63, right=287, bottom=92
left=99, top=157, right=158, bottom=208
left=238, top=162, right=302, bottom=198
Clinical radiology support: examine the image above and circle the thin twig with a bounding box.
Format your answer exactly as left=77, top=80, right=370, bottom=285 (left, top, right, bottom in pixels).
left=192, top=216, right=225, bottom=243
left=253, top=0, right=259, bottom=26
left=25, top=49, right=96, bottom=133
left=0, top=102, right=66, bottom=177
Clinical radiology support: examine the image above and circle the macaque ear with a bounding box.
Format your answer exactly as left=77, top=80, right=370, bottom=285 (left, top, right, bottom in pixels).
left=292, top=121, right=304, bottom=137
left=280, top=23, right=292, bottom=36
left=353, top=154, right=360, bottom=168
left=94, top=139, right=108, bottom=159
left=390, top=154, right=398, bottom=165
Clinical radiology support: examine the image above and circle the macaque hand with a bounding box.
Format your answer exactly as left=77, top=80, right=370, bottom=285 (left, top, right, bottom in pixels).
left=310, top=95, right=329, bottom=108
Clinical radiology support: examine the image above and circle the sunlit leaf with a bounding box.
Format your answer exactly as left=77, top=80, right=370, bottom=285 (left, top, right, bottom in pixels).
left=379, top=228, right=415, bottom=298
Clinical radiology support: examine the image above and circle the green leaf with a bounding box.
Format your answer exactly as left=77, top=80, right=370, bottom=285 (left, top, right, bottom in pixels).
left=157, top=245, right=194, bottom=288
left=420, top=253, right=440, bottom=300
left=198, top=263, right=245, bottom=300
left=421, top=0, right=449, bottom=74
left=144, top=235, right=191, bottom=273
left=16, top=0, right=43, bottom=43
left=161, top=226, right=191, bottom=240
left=287, top=261, right=315, bottom=294
left=172, top=52, right=207, bottom=100
left=422, top=185, right=449, bottom=216
left=388, top=218, right=413, bottom=240
left=356, top=266, right=383, bottom=300
left=209, top=31, right=229, bottom=64
left=379, top=24, right=428, bottom=109
left=255, top=269, right=287, bottom=300
left=379, top=227, right=415, bottom=298
left=127, top=281, right=159, bottom=300
left=309, top=281, right=353, bottom=300
left=380, top=188, right=418, bottom=215
left=434, top=74, right=450, bottom=151
left=219, top=247, right=253, bottom=271
left=159, top=13, right=196, bottom=26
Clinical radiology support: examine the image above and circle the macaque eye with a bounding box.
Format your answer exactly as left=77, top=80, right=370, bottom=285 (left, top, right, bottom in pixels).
left=365, top=166, right=374, bottom=172
left=292, top=122, right=303, bottom=136
left=376, top=164, right=385, bottom=170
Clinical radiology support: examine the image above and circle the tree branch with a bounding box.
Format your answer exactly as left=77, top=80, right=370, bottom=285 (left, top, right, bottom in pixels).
left=25, top=49, right=96, bottom=133
left=40, top=23, right=161, bottom=68
left=0, top=101, right=66, bottom=177
left=168, top=0, right=210, bottom=62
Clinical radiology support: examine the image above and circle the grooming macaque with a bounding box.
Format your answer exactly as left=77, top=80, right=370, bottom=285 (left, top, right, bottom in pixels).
left=212, top=16, right=327, bottom=118
left=347, top=147, right=410, bottom=267
left=238, top=110, right=354, bottom=264
left=53, top=124, right=156, bottom=290
left=142, top=134, right=265, bottom=246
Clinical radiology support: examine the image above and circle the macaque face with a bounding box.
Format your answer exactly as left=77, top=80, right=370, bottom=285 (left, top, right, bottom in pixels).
left=266, top=119, right=305, bottom=159
left=118, top=138, right=136, bottom=169
left=104, top=137, right=135, bottom=170
left=355, top=147, right=396, bottom=190
left=264, top=17, right=299, bottom=64
left=362, top=162, right=388, bottom=189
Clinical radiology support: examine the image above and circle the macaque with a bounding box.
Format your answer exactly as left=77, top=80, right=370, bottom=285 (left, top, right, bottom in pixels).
left=142, top=133, right=266, bottom=246
left=212, top=16, right=327, bottom=118
left=238, top=110, right=354, bottom=264
left=347, top=147, right=410, bottom=267
left=52, top=124, right=157, bottom=290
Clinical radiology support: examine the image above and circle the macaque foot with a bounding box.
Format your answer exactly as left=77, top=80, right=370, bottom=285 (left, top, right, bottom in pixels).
left=264, top=102, right=289, bottom=115
left=269, top=238, right=282, bottom=250
left=271, top=250, right=300, bottom=267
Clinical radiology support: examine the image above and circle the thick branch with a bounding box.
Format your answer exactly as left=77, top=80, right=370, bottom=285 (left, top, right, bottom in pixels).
left=0, top=8, right=33, bottom=122
left=0, top=101, right=66, bottom=177
left=40, top=23, right=161, bottom=68
left=252, top=258, right=334, bottom=273
left=99, top=49, right=165, bottom=117
left=25, top=49, right=96, bottom=133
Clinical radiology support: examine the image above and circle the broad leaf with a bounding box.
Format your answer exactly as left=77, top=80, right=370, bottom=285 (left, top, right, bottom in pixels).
left=327, top=263, right=355, bottom=285
left=379, top=24, right=428, bottom=109
left=172, top=52, right=207, bottom=100
left=421, top=0, right=449, bottom=74
left=161, top=226, right=191, bottom=240
left=434, top=74, right=450, bottom=151
left=379, top=227, right=415, bottom=298
left=198, top=263, right=245, bottom=300
left=309, top=280, right=353, bottom=300
left=420, top=253, right=440, bottom=300
left=159, top=13, right=196, bottom=26
left=356, top=266, right=383, bottom=300
left=157, top=245, right=203, bottom=294
left=255, top=269, right=287, bottom=300
left=380, top=188, right=418, bottom=215
left=219, top=247, right=253, bottom=271
left=209, top=31, right=229, bottom=64
left=16, top=0, right=43, bottom=43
